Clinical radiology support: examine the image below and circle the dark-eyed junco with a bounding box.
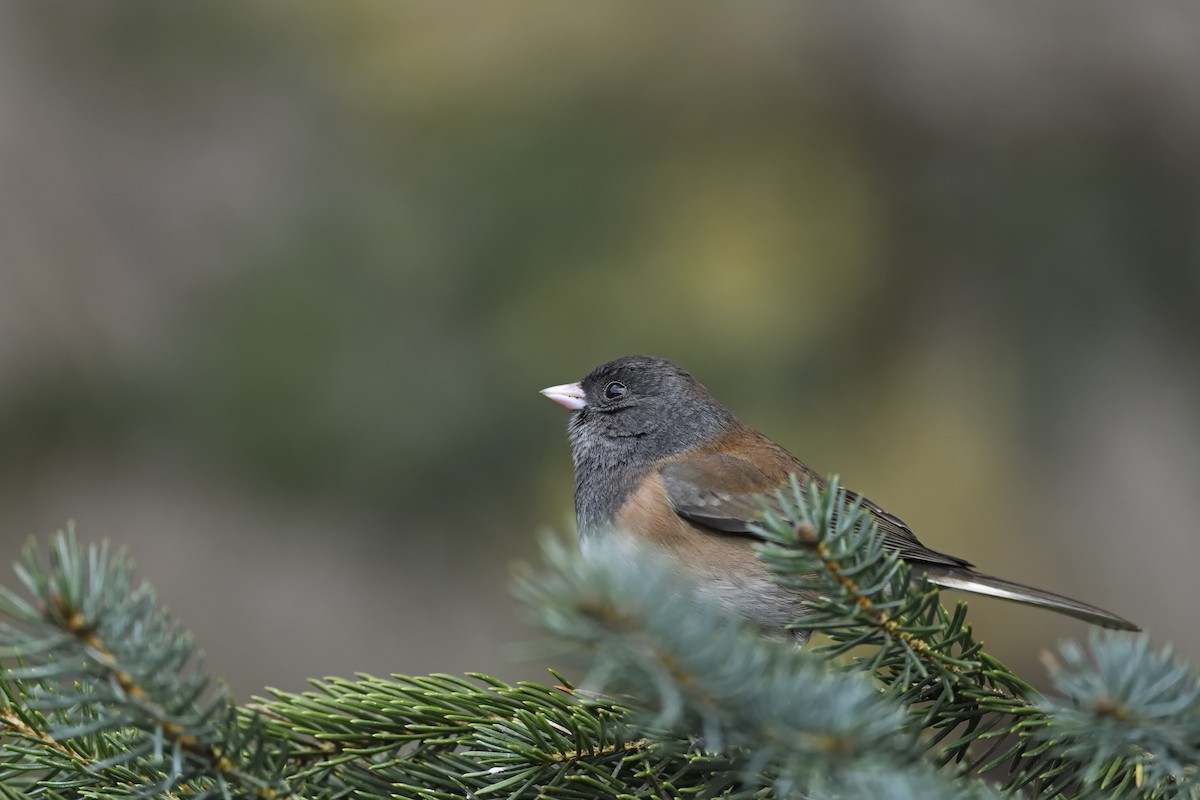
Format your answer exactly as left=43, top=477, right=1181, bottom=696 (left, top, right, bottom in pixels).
left=542, top=355, right=1138, bottom=640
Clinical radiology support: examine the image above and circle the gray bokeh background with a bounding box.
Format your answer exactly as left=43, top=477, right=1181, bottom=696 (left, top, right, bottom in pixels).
left=2, top=3, right=1198, bottom=697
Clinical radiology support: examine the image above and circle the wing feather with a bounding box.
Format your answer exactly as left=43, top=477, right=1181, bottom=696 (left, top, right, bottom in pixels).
left=660, top=455, right=971, bottom=569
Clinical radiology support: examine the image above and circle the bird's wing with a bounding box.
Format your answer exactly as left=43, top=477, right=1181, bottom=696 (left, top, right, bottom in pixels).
left=661, top=453, right=1139, bottom=631
left=660, top=453, right=972, bottom=570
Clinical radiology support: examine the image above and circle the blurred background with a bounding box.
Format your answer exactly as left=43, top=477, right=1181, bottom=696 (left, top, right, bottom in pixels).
left=2, top=2, right=1198, bottom=698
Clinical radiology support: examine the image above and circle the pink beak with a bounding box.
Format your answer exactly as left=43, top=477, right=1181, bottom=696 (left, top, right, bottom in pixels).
left=540, top=382, right=587, bottom=410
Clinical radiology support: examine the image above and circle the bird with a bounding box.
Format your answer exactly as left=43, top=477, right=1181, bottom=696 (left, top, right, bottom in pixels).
left=541, top=354, right=1138, bottom=640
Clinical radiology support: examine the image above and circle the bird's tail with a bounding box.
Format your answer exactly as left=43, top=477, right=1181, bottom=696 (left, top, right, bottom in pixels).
left=920, top=566, right=1140, bottom=631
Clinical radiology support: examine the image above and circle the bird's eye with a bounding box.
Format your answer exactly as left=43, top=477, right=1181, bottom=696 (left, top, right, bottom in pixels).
left=604, top=382, right=627, bottom=400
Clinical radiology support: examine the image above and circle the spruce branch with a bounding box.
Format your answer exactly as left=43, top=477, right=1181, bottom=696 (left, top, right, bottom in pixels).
left=1033, top=633, right=1200, bottom=797
left=1, top=503, right=1195, bottom=800
left=750, top=475, right=1198, bottom=798
left=258, top=673, right=689, bottom=800
left=752, top=477, right=1042, bottom=775
left=514, top=536, right=984, bottom=799
left=0, top=528, right=291, bottom=800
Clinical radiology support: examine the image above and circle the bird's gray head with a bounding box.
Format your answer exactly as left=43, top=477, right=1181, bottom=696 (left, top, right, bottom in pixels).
left=541, top=355, right=739, bottom=527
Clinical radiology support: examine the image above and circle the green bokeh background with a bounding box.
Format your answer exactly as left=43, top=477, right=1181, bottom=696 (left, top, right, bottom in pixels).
left=2, top=3, right=1198, bottom=696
